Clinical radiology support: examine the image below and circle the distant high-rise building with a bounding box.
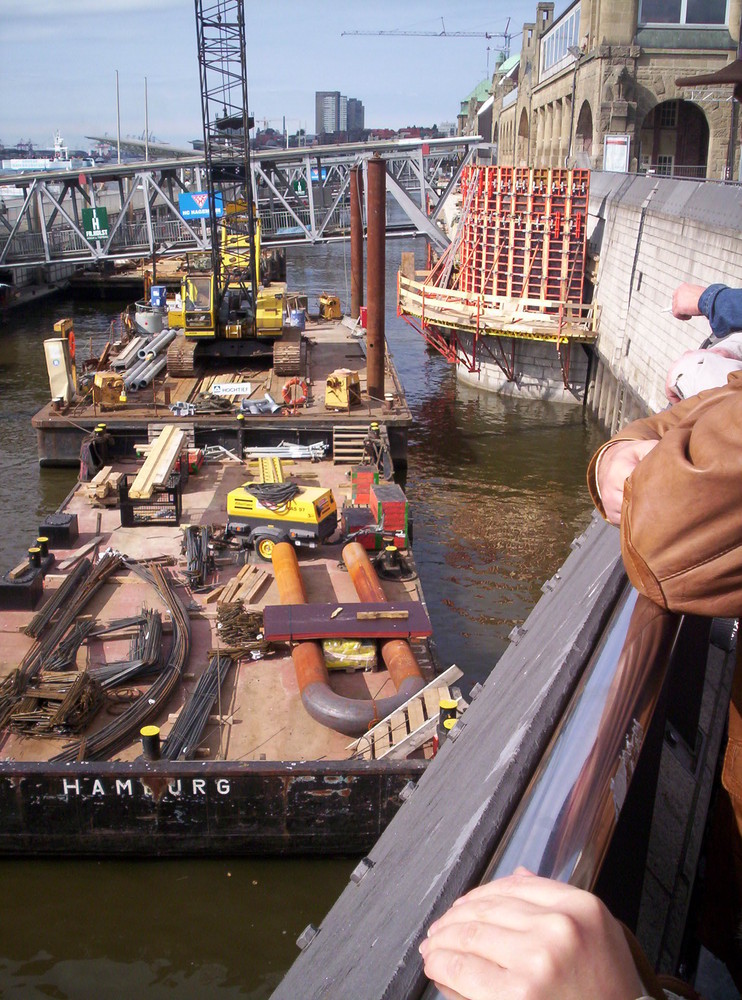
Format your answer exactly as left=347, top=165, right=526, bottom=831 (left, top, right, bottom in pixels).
left=315, top=91, right=365, bottom=137
left=347, top=98, right=364, bottom=132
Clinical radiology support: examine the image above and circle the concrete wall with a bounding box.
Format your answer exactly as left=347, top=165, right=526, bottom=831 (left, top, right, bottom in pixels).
left=457, top=332, right=590, bottom=404
left=587, top=170, right=742, bottom=428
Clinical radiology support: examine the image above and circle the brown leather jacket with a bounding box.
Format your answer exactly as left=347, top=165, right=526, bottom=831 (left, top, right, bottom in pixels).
left=588, top=370, right=742, bottom=617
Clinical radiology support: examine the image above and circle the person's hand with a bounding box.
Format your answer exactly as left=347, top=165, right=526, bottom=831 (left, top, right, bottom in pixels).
left=671, top=282, right=705, bottom=320
left=419, top=870, right=646, bottom=1000
left=597, top=439, right=658, bottom=525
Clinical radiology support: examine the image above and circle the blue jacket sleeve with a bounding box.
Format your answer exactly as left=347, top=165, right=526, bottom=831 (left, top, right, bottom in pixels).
left=698, top=284, right=742, bottom=337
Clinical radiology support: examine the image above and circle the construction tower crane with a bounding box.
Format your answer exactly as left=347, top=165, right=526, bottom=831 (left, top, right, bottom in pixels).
left=342, top=17, right=512, bottom=58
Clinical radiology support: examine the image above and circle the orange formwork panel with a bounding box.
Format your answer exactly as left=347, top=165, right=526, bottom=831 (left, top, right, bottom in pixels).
left=454, top=165, right=590, bottom=313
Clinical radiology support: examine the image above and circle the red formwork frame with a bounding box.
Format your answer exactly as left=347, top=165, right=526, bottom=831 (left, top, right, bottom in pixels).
left=403, top=166, right=590, bottom=382
left=454, top=165, right=589, bottom=310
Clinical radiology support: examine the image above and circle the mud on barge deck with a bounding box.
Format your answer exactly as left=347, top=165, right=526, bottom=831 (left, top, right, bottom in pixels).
left=32, top=314, right=412, bottom=468
left=0, top=435, right=460, bottom=856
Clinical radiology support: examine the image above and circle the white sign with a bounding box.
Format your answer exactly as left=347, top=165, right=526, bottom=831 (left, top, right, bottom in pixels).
left=210, top=382, right=254, bottom=396
left=603, top=134, right=630, bottom=173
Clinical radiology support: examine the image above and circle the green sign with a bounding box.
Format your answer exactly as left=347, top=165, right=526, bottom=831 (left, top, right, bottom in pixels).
left=82, top=206, right=109, bottom=240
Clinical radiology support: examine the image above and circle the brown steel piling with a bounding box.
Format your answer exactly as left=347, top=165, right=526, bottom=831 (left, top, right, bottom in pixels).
left=366, top=155, right=386, bottom=401
left=350, top=165, right=364, bottom=320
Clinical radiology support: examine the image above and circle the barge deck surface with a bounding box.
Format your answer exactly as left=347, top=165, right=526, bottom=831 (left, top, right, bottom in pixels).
left=2, top=462, right=434, bottom=763
left=32, top=315, right=412, bottom=467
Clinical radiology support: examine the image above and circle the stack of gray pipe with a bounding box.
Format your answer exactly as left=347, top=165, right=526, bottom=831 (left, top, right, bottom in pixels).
left=111, top=336, right=148, bottom=372
left=123, top=328, right=178, bottom=391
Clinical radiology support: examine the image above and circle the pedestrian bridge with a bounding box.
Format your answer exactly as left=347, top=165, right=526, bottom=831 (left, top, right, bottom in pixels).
left=0, top=136, right=490, bottom=270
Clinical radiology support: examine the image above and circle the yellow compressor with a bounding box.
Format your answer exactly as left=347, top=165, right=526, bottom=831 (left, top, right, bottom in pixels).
left=226, top=482, right=337, bottom=560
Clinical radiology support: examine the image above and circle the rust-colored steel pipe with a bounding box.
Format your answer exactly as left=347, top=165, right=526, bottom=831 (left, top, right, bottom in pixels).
left=350, top=165, right=364, bottom=320
left=366, top=154, right=386, bottom=401
left=342, top=542, right=425, bottom=694
left=272, top=542, right=423, bottom=737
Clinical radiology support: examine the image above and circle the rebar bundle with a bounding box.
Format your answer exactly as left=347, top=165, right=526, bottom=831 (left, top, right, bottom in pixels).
left=0, top=553, right=123, bottom=730
left=161, top=653, right=234, bottom=760
left=183, top=525, right=211, bottom=587
left=216, top=602, right=268, bottom=654
left=10, top=672, right=103, bottom=735
left=52, top=561, right=190, bottom=762
left=87, top=610, right=163, bottom=688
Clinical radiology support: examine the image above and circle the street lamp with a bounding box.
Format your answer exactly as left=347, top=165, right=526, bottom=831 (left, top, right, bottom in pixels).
left=566, top=44, right=583, bottom=166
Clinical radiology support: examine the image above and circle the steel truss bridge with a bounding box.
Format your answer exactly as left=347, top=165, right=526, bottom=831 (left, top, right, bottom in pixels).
left=0, top=137, right=491, bottom=270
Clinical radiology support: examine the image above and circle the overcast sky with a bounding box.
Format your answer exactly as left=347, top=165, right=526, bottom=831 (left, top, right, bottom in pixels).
left=2, top=0, right=543, bottom=152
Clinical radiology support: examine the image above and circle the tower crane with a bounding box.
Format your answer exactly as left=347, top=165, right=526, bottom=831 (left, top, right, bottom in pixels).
left=342, top=17, right=512, bottom=59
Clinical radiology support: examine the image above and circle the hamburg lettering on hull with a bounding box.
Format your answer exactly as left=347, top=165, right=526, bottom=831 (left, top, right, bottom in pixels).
left=60, top=777, right=231, bottom=798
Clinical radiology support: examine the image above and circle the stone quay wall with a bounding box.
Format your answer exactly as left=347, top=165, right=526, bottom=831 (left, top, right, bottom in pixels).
left=586, top=171, right=742, bottom=432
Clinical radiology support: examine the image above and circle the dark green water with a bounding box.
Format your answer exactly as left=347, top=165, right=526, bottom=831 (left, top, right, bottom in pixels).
left=0, top=241, right=605, bottom=998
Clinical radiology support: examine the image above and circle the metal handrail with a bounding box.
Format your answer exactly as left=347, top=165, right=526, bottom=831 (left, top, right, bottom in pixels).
left=423, top=586, right=682, bottom=999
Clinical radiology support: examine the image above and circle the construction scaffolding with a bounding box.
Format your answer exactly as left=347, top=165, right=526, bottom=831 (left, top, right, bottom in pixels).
left=398, top=166, right=596, bottom=385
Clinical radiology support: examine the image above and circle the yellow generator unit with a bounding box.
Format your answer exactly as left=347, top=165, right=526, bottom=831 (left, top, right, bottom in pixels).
left=226, top=482, right=338, bottom=560
left=319, top=293, right=341, bottom=320
left=325, top=368, right=361, bottom=410
left=93, top=372, right=125, bottom=409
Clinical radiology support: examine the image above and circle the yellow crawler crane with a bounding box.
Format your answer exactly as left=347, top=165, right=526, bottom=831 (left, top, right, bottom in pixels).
left=166, top=214, right=286, bottom=376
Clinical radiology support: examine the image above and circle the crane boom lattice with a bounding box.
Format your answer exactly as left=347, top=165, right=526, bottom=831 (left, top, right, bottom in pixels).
left=194, top=0, right=257, bottom=306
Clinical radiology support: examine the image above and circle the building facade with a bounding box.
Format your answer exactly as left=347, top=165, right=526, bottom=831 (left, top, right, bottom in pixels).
left=489, top=0, right=741, bottom=179
left=314, top=91, right=365, bottom=139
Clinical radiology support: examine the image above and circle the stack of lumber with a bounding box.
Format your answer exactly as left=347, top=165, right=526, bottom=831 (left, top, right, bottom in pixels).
left=83, top=467, right=124, bottom=507
left=206, top=564, right=270, bottom=605
left=129, top=425, right=185, bottom=500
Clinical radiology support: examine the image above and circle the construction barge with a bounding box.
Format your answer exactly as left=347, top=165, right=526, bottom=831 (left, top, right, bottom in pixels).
left=0, top=301, right=466, bottom=856
left=31, top=310, right=411, bottom=471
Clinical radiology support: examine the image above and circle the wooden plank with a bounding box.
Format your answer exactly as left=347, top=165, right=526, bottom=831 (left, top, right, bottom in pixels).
left=263, top=601, right=431, bottom=641
left=57, top=536, right=105, bottom=571
left=89, top=465, right=114, bottom=488
left=129, top=425, right=185, bottom=499
left=373, top=721, right=392, bottom=759
left=388, top=710, right=410, bottom=745
left=357, top=610, right=409, bottom=621
left=423, top=689, right=446, bottom=719
left=8, top=559, right=32, bottom=580
left=407, top=699, right=425, bottom=733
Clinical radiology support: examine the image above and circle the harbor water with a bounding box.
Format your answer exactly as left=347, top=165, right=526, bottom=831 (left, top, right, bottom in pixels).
left=0, top=240, right=605, bottom=998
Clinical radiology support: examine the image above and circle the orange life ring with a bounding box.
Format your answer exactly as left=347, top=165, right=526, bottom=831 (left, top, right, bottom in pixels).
left=282, top=377, right=308, bottom=407
left=67, top=329, right=76, bottom=359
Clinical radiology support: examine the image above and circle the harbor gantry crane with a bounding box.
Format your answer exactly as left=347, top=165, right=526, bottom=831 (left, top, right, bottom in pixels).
left=341, top=17, right=512, bottom=59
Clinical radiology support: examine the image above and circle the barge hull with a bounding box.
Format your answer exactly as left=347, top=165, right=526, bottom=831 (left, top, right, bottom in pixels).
left=0, top=759, right=425, bottom=857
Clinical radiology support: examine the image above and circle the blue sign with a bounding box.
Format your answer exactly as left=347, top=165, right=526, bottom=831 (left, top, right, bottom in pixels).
left=178, top=191, right=224, bottom=220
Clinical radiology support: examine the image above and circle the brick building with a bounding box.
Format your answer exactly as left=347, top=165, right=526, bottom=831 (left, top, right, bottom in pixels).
left=489, top=0, right=741, bottom=179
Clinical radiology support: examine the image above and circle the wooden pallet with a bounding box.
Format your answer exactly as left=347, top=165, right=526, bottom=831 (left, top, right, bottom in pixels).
left=333, top=425, right=369, bottom=465
left=349, top=664, right=465, bottom=760
left=206, top=564, right=270, bottom=605
left=273, top=341, right=303, bottom=376
left=147, top=421, right=195, bottom=447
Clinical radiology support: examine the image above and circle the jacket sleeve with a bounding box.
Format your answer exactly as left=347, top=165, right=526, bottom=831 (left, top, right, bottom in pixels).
left=698, top=283, right=742, bottom=338
left=588, top=374, right=742, bottom=616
